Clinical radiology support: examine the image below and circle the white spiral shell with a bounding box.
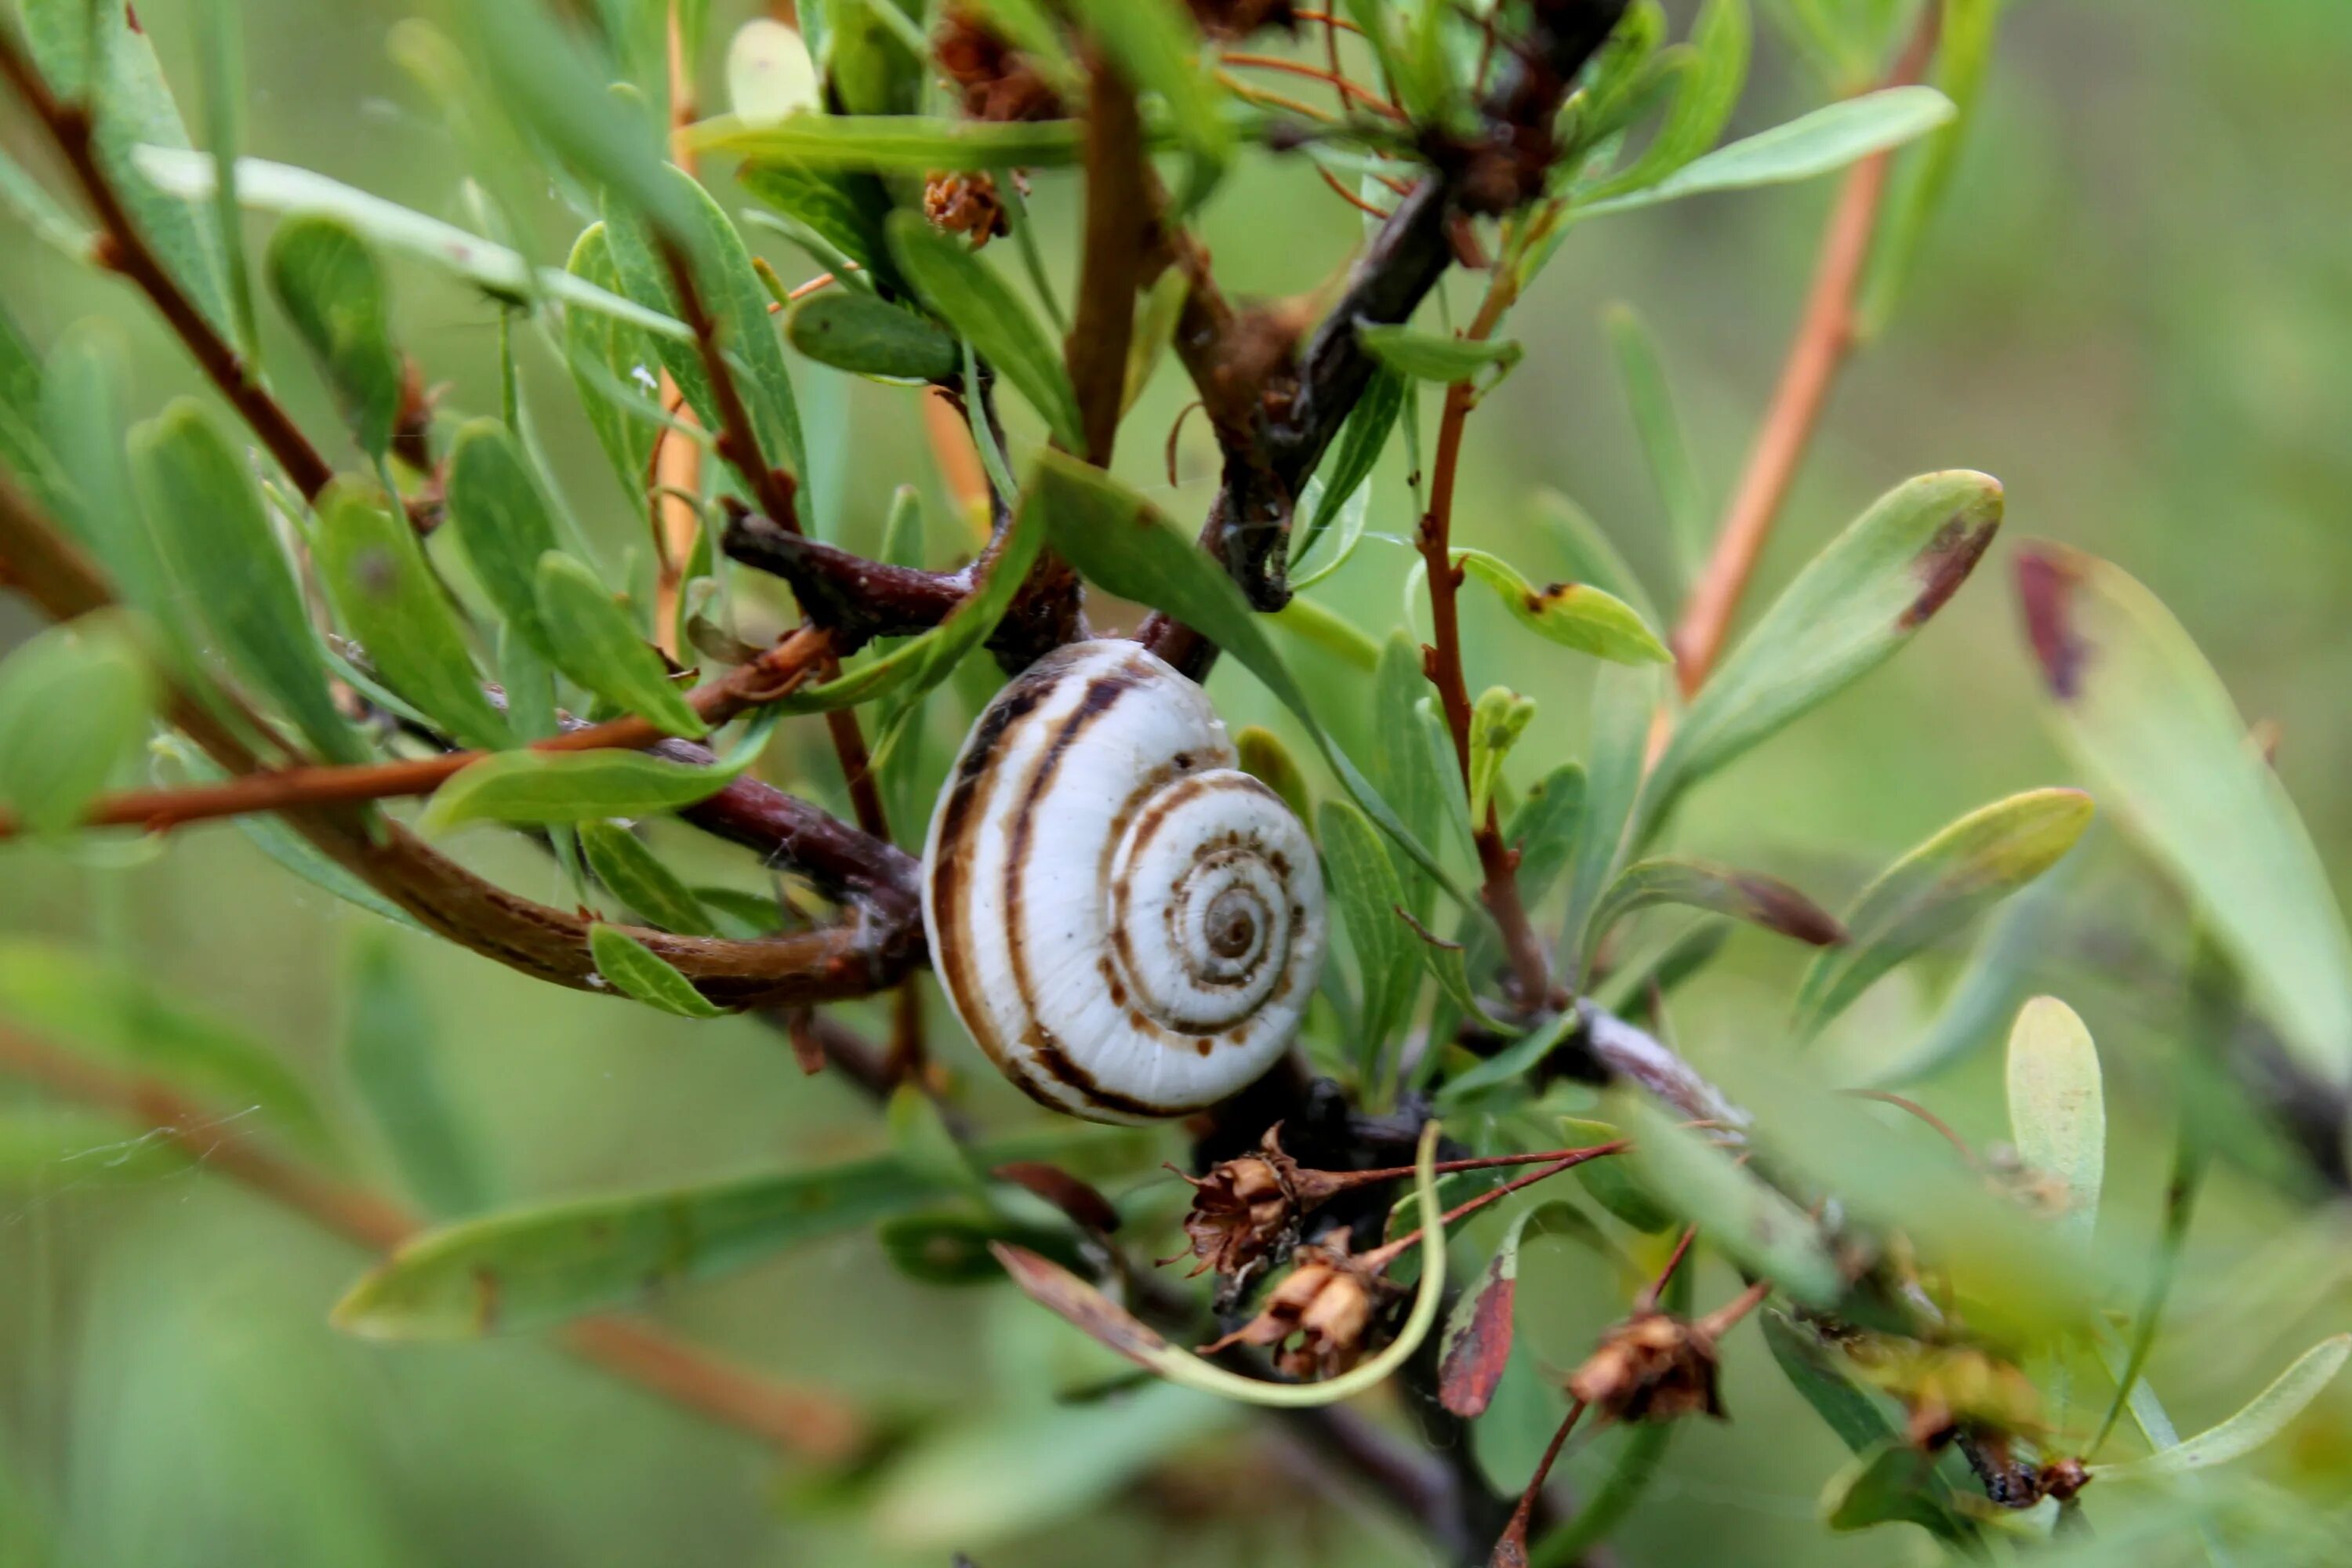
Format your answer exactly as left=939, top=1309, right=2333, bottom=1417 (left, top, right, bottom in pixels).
left=921, top=640, right=1327, bottom=1123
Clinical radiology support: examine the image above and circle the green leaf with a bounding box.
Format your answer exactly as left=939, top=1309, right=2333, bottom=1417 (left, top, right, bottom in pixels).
left=0, top=303, right=67, bottom=514
left=2092, top=1337, right=2351, bottom=1482
left=1293, top=364, right=1403, bottom=572
left=0, top=938, right=328, bottom=1149
left=1586, top=856, right=1843, bottom=965
left=1577, top=86, right=1958, bottom=221
left=1064, top=0, right=1230, bottom=204
left=0, top=613, right=152, bottom=833
left=134, top=149, right=691, bottom=343
left=22, top=0, right=227, bottom=331
left=784, top=289, right=960, bottom=382
left=724, top=16, right=820, bottom=122
left=418, top=743, right=756, bottom=834
left=1319, top=799, right=1425, bottom=1088
left=738, top=158, right=902, bottom=296
left=1530, top=488, right=1660, bottom=626
left=1794, top=789, right=2095, bottom=1038
left=871, top=1383, right=1232, bottom=1550
left=1618, top=1093, right=1842, bottom=1305
left=1646, top=470, right=2002, bottom=824
left=1508, top=763, right=1585, bottom=911
left=578, top=822, right=716, bottom=935
left=688, top=111, right=1095, bottom=171
left=129, top=397, right=365, bottom=764
left=563, top=223, right=662, bottom=502
left=336, top=1149, right=946, bottom=1338
left=887, top=211, right=1083, bottom=452
left=586, top=924, right=728, bottom=1018
left=2005, top=996, right=2103, bottom=1243
left=1354, top=323, right=1523, bottom=385
left=1466, top=687, right=1534, bottom=826
left=1370, top=632, right=1450, bottom=920
left=1584, top=0, right=1752, bottom=202
left=1563, top=662, right=1660, bottom=967
left=343, top=931, right=491, bottom=1218
left=1032, top=456, right=1460, bottom=901
left=533, top=554, right=706, bottom=739
left=188, top=0, right=259, bottom=368
left=2020, top=543, right=2352, bottom=1085
left=468, top=2, right=691, bottom=240
left=314, top=480, right=509, bottom=752
left=815, top=0, right=927, bottom=117
left=1454, top=548, right=1671, bottom=666
left=1559, top=1113, right=1675, bottom=1232
left=1762, top=1309, right=1905, bottom=1456
left=265, top=216, right=402, bottom=457
left=444, top=420, right=567, bottom=657
left=1857, top=0, right=1998, bottom=334
left=1604, top=303, right=1708, bottom=579
left=1820, top=1442, right=1977, bottom=1540
left=991, top=1123, right=1452, bottom=1408
left=1235, top=725, right=1311, bottom=826
left=603, top=168, right=805, bottom=482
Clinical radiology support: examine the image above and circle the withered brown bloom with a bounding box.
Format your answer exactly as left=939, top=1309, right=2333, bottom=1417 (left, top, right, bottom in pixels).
left=924, top=170, right=1011, bottom=245
left=1200, top=1236, right=1390, bottom=1381
left=934, top=5, right=1063, bottom=123
left=1566, top=1312, right=1726, bottom=1423
left=1167, top=1124, right=1345, bottom=1277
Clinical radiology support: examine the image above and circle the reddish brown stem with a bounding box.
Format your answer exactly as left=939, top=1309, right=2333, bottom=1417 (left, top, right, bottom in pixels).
left=0, top=29, right=335, bottom=502
left=1417, top=278, right=1552, bottom=1009
left=1365, top=1143, right=1625, bottom=1266
left=0, top=628, right=833, bottom=840
left=1321, top=1143, right=1627, bottom=1189
left=1668, top=17, right=1940, bottom=695
left=1222, top=51, right=1406, bottom=119
left=1490, top=1399, right=1588, bottom=1566
left=0, top=1022, right=867, bottom=1461
left=1635, top=1224, right=1699, bottom=1313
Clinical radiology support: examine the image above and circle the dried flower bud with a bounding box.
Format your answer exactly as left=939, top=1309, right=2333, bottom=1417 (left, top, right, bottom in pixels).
left=934, top=6, right=1063, bottom=123
left=1168, top=1125, right=1345, bottom=1276
left=924, top=170, right=1011, bottom=245
left=1200, top=1237, right=1389, bottom=1380
left=2038, top=1455, right=2091, bottom=1504
left=1566, top=1312, right=1725, bottom=1423
left=1185, top=0, right=1296, bottom=41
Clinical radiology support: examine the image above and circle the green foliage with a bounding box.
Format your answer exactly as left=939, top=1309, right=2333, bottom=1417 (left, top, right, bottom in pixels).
left=0, top=612, right=151, bottom=833
left=887, top=211, right=1083, bottom=452
left=266, top=216, right=402, bottom=457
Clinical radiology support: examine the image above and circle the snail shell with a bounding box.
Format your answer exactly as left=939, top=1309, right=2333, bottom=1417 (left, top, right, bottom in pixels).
left=922, top=640, right=1327, bottom=1123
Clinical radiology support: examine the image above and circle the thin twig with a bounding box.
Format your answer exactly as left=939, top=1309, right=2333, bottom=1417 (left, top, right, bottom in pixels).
left=1365, top=1145, right=1623, bottom=1266
left=1667, top=15, right=1941, bottom=695
left=1222, top=51, right=1406, bottom=119
left=0, top=1022, right=868, bottom=1461
left=0, top=24, right=334, bottom=502
left=652, top=2, right=706, bottom=657
left=1490, top=1400, right=1588, bottom=1567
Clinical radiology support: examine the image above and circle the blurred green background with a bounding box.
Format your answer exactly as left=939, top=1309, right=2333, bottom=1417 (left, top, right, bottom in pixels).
left=6, top=2, right=2352, bottom=1564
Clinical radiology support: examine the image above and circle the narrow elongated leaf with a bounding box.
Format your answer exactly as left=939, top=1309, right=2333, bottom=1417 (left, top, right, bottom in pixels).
left=1820, top=1443, right=1977, bottom=1540
left=990, top=1124, right=1450, bottom=1408
left=0, top=939, right=327, bottom=1149
left=1604, top=303, right=1708, bottom=575
left=688, top=111, right=1093, bottom=169
left=1762, top=1309, right=1905, bottom=1457
left=578, top=822, right=715, bottom=935
left=1372, top=632, right=1450, bottom=920
left=1355, top=324, right=1523, bottom=385
left=0, top=303, right=66, bottom=513
left=419, top=746, right=751, bottom=834
left=343, top=932, right=490, bottom=1218
left=563, top=223, right=662, bottom=500
left=1587, top=856, right=1843, bottom=964
left=22, top=0, right=227, bottom=329
left=1619, top=1094, right=1842, bottom=1305
left=1577, top=87, right=1958, bottom=220
left=1584, top=0, right=1751, bottom=202
left=1861, top=852, right=2075, bottom=1087
left=887, top=211, right=1083, bottom=452
left=2020, top=543, right=2352, bottom=1084
left=2005, top=996, right=2103, bottom=1243
left=1294, top=365, right=1403, bottom=571
left=1319, top=799, right=1424, bottom=1085
left=1454, top=548, right=1671, bottom=666
left=1561, top=1114, right=1675, bottom=1232
left=314, top=481, right=508, bottom=752
left=444, top=421, right=566, bottom=656
left=1031, top=454, right=1461, bottom=901
left=130, top=398, right=365, bottom=764
left=534, top=554, right=706, bottom=739
left=266, top=216, right=401, bottom=456
left=1508, top=763, right=1584, bottom=910
left=1857, top=0, right=1998, bottom=332
left=586, top=924, right=728, bottom=1018
left=1065, top=0, right=1231, bottom=198
left=1563, top=662, right=1660, bottom=966
left=1647, top=470, right=2002, bottom=822
left=785, top=289, right=960, bottom=381
left=1794, top=789, right=2094, bottom=1037
left=336, top=1151, right=946, bottom=1338
left=0, top=615, right=151, bottom=833
left=136, top=150, right=691, bottom=343
left=604, top=169, right=805, bottom=481
left=2092, top=1337, right=2351, bottom=1481
left=1439, top=1202, right=1602, bottom=1417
